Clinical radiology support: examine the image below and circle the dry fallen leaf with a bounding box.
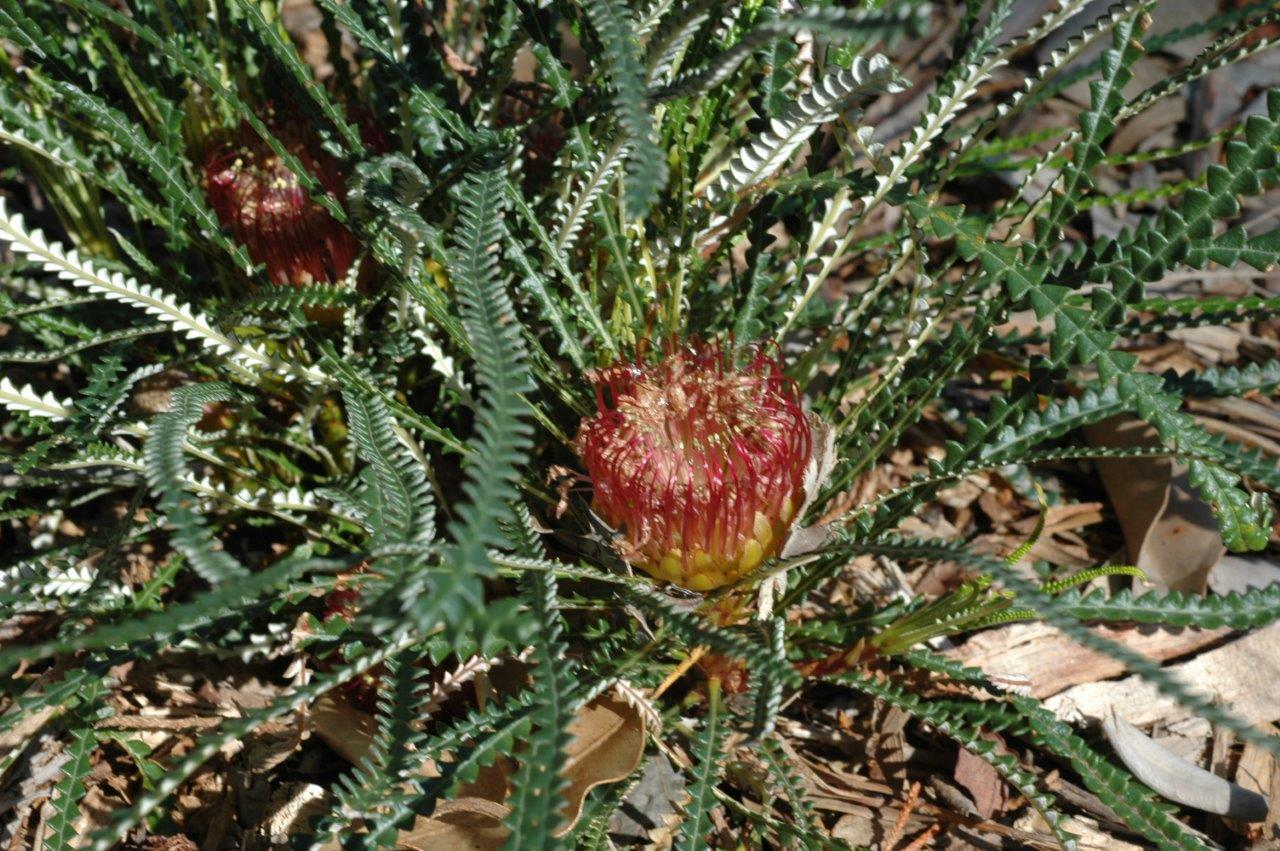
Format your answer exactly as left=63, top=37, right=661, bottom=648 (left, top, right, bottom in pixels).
left=396, top=798, right=511, bottom=851
left=607, top=754, right=685, bottom=844
left=310, top=692, right=380, bottom=765
left=1085, top=415, right=1225, bottom=592
left=1103, top=713, right=1269, bottom=821
left=950, top=620, right=1231, bottom=700
left=1209, top=554, right=1280, bottom=595
left=1230, top=722, right=1280, bottom=843
left=1046, top=622, right=1280, bottom=736
left=953, top=735, right=1014, bottom=818
left=556, top=693, right=647, bottom=835
left=1014, top=812, right=1147, bottom=851
left=309, top=688, right=646, bottom=844
left=262, top=782, right=328, bottom=842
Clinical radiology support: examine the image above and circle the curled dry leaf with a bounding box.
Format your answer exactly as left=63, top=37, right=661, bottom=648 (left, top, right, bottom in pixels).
left=755, top=572, right=786, bottom=621
left=800, top=415, right=838, bottom=516
left=1104, top=712, right=1270, bottom=821
left=309, top=689, right=646, bottom=844
left=397, top=798, right=511, bottom=851
left=423, top=651, right=515, bottom=718
left=556, top=693, right=648, bottom=835
left=263, top=782, right=328, bottom=841
left=778, top=523, right=833, bottom=560
left=755, top=415, right=838, bottom=620
left=1084, top=415, right=1224, bottom=592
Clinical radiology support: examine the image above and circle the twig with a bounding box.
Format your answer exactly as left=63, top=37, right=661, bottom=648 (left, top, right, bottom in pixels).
left=649, top=645, right=708, bottom=700
left=96, top=715, right=224, bottom=731
left=884, top=780, right=922, bottom=849
left=899, top=822, right=943, bottom=851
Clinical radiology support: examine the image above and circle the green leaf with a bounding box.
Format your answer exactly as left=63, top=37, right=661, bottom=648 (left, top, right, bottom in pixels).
left=676, top=680, right=724, bottom=851
left=47, top=683, right=104, bottom=850
left=143, top=383, right=249, bottom=586
left=708, top=54, right=905, bottom=204
left=1060, top=584, right=1280, bottom=629
left=426, top=166, right=535, bottom=635
left=342, top=383, right=435, bottom=550
left=229, top=0, right=362, bottom=153
left=502, top=569, right=574, bottom=848
left=583, top=0, right=667, bottom=219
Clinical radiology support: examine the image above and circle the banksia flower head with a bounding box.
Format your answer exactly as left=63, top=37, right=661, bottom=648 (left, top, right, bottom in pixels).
left=203, top=113, right=358, bottom=287
left=576, top=341, right=813, bottom=592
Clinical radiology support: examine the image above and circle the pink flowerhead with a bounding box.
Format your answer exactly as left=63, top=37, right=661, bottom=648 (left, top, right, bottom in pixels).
left=203, top=115, right=358, bottom=287
left=575, top=341, right=813, bottom=591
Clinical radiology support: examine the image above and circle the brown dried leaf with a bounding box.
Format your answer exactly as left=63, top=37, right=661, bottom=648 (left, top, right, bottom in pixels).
left=1085, top=415, right=1224, bottom=592
left=954, top=737, right=1014, bottom=818
left=309, top=693, right=379, bottom=765
left=1045, top=622, right=1280, bottom=732
left=456, top=760, right=512, bottom=805
left=397, top=799, right=510, bottom=851
left=261, top=782, right=328, bottom=842
left=243, top=719, right=303, bottom=774
left=556, top=693, right=647, bottom=835
left=133, top=838, right=199, bottom=851
left=0, top=700, right=59, bottom=757
left=68, top=783, right=128, bottom=847
left=310, top=689, right=646, bottom=843
left=950, top=620, right=1230, bottom=699
left=1231, top=723, right=1280, bottom=843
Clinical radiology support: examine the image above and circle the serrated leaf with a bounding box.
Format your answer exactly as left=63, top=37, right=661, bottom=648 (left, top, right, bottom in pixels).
left=707, top=54, right=904, bottom=204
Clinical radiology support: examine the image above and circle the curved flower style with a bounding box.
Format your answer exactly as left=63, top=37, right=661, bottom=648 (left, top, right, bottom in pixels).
left=203, top=116, right=358, bottom=287
left=576, top=342, right=813, bottom=591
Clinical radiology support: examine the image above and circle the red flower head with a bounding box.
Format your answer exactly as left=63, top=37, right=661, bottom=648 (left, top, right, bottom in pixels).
left=575, top=341, right=813, bottom=592
left=203, top=114, right=358, bottom=287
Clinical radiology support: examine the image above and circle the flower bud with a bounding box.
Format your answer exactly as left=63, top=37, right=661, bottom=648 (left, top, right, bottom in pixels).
left=575, top=342, right=812, bottom=591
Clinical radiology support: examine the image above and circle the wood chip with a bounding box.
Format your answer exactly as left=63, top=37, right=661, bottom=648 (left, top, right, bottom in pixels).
left=1231, top=724, right=1280, bottom=842
left=1045, top=623, right=1280, bottom=730
left=950, top=621, right=1232, bottom=699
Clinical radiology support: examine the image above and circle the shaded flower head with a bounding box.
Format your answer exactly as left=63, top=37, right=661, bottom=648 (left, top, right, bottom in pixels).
left=203, top=113, right=358, bottom=287
left=575, top=341, right=813, bottom=591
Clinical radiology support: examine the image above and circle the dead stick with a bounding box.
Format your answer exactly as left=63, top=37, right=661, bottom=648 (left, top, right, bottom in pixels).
left=650, top=645, right=708, bottom=700
left=884, top=780, right=922, bottom=849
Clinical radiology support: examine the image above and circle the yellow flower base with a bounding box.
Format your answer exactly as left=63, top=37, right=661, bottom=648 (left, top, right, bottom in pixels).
left=637, top=498, right=797, bottom=591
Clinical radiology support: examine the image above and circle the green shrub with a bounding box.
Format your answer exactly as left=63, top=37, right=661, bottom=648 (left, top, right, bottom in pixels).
left=1, top=0, right=1278, bottom=847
